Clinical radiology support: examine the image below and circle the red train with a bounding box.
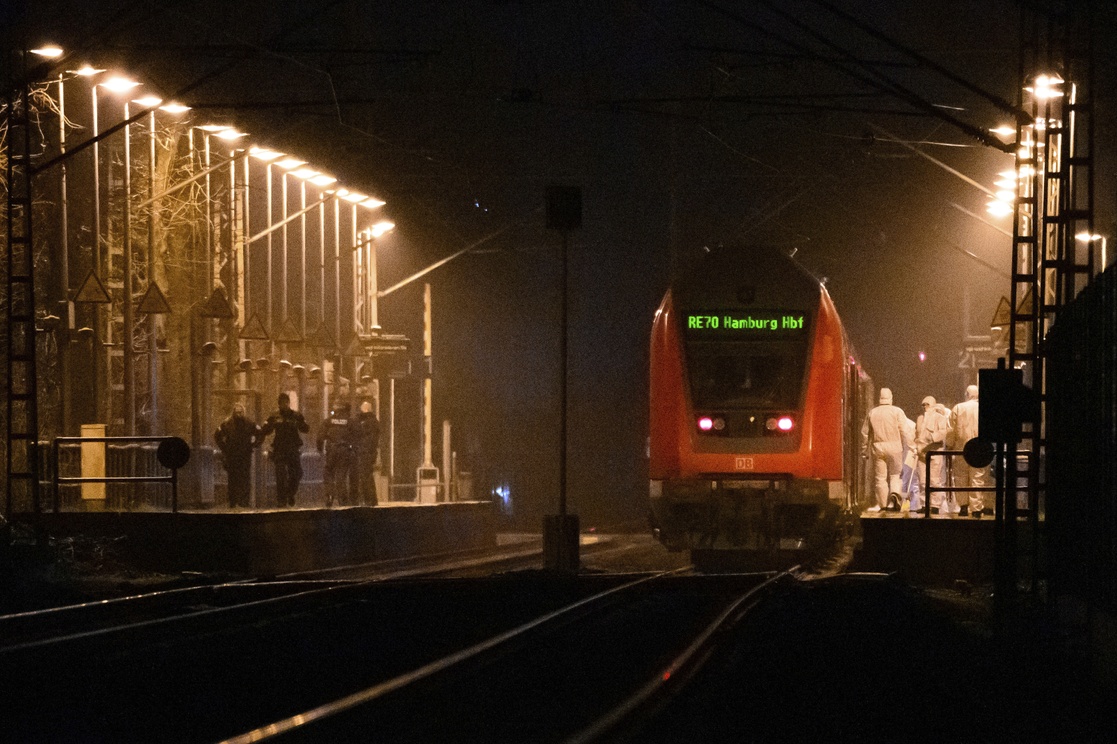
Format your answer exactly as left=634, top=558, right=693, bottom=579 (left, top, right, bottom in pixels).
left=649, top=245, right=874, bottom=566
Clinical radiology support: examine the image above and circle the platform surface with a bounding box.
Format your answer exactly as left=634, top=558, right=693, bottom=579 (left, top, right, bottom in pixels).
left=853, top=509, right=1004, bottom=585
left=27, top=501, right=498, bottom=576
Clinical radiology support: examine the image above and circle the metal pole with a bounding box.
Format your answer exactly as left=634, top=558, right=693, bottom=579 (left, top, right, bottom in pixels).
left=559, top=230, right=568, bottom=517
left=300, top=180, right=307, bottom=337
left=318, top=199, right=326, bottom=330
left=147, top=108, right=158, bottom=434
left=123, top=102, right=136, bottom=435
left=354, top=229, right=365, bottom=332
left=422, top=283, right=433, bottom=468
left=349, top=204, right=357, bottom=338
left=389, top=377, right=395, bottom=480
left=370, top=232, right=379, bottom=330
left=243, top=154, right=250, bottom=318
left=281, top=171, right=288, bottom=324
left=227, top=145, right=239, bottom=398
left=333, top=199, right=341, bottom=346
left=266, top=163, right=273, bottom=345
left=442, top=419, right=451, bottom=501
left=188, top=132, right=201, bottom=449
left=91, top=84, right=106, bottom=425
left=57, top=74, right=72, bottom=435
left=202, top=133, right=213, bottom=443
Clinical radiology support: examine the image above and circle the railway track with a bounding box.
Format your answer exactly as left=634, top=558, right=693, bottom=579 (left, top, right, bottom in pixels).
left=224, top=569, right=795, bottom=743
left=3, top=562, right=1090, bottom=743
left=0, top=556, right=703, bottom=742
left=0, top=537, right=575, bottom=651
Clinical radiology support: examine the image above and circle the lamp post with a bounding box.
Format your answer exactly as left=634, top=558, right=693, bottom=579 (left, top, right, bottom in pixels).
left=71, top=66, right=105, bottom=423
left=366, top=220, right=395, bottom=333
left=99, top=76, right=142, bottom=433
left=53, top=66, right=72, bottom=435
left=133, top=97, right=190, bottom=435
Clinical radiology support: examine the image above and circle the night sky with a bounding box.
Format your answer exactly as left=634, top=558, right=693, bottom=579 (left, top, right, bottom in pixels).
left=6, top=0, right=1116, bottom=528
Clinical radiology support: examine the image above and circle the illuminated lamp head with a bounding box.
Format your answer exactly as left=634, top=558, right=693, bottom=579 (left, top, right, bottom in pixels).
left=697, top=416, right=714, bottom=432
left=766, top=416, right=795, bottom=432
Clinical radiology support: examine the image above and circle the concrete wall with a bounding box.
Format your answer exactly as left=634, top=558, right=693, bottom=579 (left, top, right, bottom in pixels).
left=35, top=503, right=497, bottom=575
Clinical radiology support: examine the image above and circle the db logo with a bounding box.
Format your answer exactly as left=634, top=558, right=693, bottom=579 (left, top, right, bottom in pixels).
left=734, top=457, right=754, bottom=471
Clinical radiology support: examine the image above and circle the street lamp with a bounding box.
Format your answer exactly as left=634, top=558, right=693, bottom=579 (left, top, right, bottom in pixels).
left=1076, top=232, right=1108, bottom=272
left=365, top=220, right=395, bottom=332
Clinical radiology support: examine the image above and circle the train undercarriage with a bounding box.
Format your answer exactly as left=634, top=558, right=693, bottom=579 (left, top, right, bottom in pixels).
left=650, top=477, right=856, bottom=571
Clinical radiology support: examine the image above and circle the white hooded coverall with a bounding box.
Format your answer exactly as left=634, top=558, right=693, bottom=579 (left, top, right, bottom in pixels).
left=950, top=384, right=989, bottom=513
left=861, top=388, right=912, bottom=510
left=914, top=397, right=952, bottom=510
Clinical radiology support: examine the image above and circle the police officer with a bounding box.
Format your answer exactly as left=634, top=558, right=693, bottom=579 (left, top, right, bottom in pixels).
left=260, top=392, right=310, bottom=507
left=214, top=402, right=260, bottom=509
left=861, top=387, right=912, bottom=512
left=317, top=402, right=361, bottom=507
left=357, top=400, right=381, bottom=506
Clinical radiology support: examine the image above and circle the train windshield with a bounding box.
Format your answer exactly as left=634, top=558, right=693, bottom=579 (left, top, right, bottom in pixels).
left=684, top=339, right=809, bottom=409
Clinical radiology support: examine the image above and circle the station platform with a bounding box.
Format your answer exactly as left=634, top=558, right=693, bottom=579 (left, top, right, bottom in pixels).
left=24, top=501, right=498, bottom=576
left=852, top=510, right=999, bottom=585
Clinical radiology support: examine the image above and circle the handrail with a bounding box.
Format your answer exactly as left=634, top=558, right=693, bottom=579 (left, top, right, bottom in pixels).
left=922, top=448, right=1022, bottom=517
left=51, top=436, right=184, bottom=513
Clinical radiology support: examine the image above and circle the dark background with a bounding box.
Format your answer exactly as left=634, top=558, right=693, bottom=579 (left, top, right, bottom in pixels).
left=5, top=0, right=1116, bottom=529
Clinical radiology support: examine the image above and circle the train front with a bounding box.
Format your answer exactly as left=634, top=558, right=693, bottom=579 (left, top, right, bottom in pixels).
left=649, top=246, right=849, bottom=562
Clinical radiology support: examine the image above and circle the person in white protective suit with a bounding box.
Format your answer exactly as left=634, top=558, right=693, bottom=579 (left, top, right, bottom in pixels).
left=861, top=388, right=913, bottom=512
left=914, top=396, right=952, bottom=514
left=949, top=384, right=989, bottom=517
left=900, top=417, right=921, bottom=513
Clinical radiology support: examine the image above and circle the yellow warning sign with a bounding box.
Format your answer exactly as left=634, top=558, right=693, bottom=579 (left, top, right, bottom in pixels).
left=137, top=283, right=172, bottom=314
left=198, top=287, right=235, bottom=319
left=239, top=312, right=270, bottom=340
left=271, top=318, right=303, bottom=343
left=74, top=270, right=112, bottom=304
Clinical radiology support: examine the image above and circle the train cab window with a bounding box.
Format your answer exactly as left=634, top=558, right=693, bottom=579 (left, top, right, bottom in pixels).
left=685, top=340, right=808, bottom=410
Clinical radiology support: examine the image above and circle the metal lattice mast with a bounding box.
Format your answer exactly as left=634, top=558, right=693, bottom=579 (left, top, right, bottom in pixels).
left=1008, top=1, right=1095, bottom=589
left=4, top=79, right=42, bottom=519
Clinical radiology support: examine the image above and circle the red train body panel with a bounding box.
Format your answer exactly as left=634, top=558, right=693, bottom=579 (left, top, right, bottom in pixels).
left=649, top=246, right=872, bottom=559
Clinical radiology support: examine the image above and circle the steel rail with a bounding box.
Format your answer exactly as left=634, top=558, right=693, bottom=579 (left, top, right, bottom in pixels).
left=222, top=567, right=692, bottom=743
left=563, top=567, right=801, bottom=744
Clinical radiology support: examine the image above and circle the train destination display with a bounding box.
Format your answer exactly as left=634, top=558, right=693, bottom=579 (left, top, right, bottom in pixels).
left=685, top=311, right=807, bottom=335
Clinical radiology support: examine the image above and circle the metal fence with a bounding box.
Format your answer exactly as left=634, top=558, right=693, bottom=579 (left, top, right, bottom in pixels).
left=50, top=437, right=179, bottom=512
left=1047, top=266, right=1117, bottom=615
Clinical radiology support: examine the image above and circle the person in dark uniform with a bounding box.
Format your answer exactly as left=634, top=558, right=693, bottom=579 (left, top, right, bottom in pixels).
left=357, top=400, right=381, bottom=506
left=260, top=392, right=309, bottom=507
left=214, top=402, right=260, bottom=509
left=317, top=401, right=361, bottom=507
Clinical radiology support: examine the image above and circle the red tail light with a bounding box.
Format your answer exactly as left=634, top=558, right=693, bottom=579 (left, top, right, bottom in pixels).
left=766, top=415, right=795, bottom=433
left=697, top=416, right=726, bottom=432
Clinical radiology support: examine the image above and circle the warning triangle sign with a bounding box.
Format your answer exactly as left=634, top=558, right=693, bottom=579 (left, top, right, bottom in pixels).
left=343, top=334, right=364, bottom=357
left=197, top=287, right=236, bottom=319
left=309, top=322, right=337, bottom=351
left=271, top=317, right=303, bottom=344
left=137, top=283, right=172, bottom=314
left=238, top=312, right=270, bottom=340
left=74, top=270, right=112, bottom=304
